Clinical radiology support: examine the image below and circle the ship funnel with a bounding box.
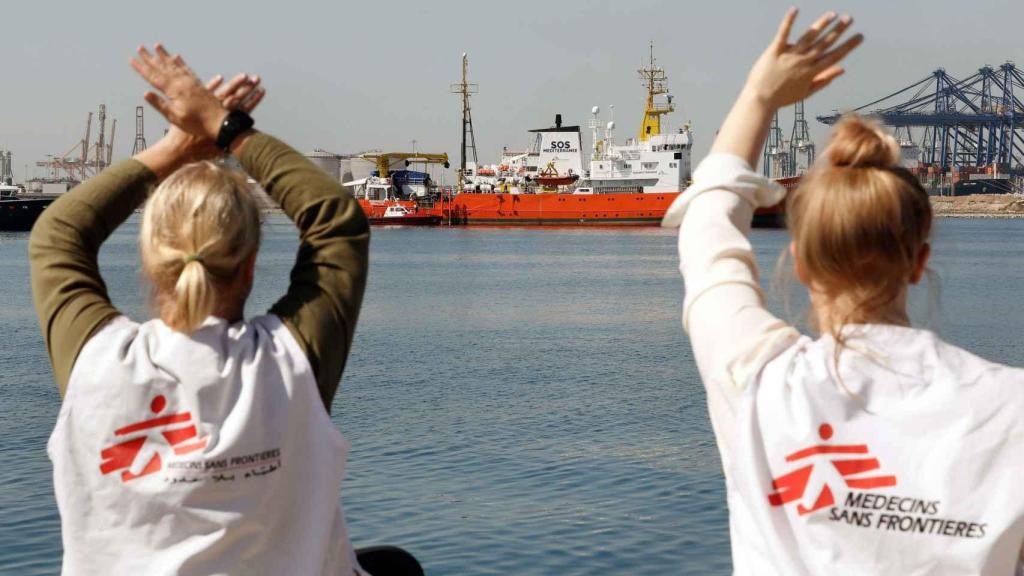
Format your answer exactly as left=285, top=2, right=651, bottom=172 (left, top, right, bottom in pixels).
left=555, top=114, right=562, bottom=128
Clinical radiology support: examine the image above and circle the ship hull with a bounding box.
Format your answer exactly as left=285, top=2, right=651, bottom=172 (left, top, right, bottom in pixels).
left=953, top=178, right=1013, bottom=195
left=356, top=179, right=796, bottom=228
left=0, top=197, right=55, bottom=231
left=436, top=192, right=678, bottom=225
left=368, top=215, right=442, bottom=226
left=431, top=185, right=792, bottom=227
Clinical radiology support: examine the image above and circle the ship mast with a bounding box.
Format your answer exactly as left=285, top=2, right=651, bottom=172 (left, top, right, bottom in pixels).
left=451, top=53, right=479, bottom=193
left=637, top=42, right=674, bottom=141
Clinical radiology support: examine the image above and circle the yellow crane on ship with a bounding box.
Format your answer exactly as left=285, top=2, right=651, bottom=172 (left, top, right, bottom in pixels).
left=358, top=152, right=450, bottom=178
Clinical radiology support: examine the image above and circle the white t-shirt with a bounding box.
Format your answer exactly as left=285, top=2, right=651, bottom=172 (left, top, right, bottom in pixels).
left=664, top=154, right=1024, bottom=575
left=48, top=314, right=364, bottom=575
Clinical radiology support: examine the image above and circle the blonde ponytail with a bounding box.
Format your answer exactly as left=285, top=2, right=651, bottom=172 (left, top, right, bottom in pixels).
left=170, top=258, right=217, bottom=333
left=140, top=161, right=261, bottom=333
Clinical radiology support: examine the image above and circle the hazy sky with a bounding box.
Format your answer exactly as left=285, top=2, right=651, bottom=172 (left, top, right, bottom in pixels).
left=5, top=0, right=1022, bottom=182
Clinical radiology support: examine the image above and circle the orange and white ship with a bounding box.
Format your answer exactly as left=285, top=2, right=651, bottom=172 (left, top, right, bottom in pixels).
left=436, top=47, right=788, bottom=226
left=347, top=47, right=790, bottom=227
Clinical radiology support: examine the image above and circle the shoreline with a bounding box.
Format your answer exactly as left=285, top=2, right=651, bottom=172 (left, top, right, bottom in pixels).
left=934, top=213, right=1024, bottom=219
left=930, top=194, right=1024, bottom=219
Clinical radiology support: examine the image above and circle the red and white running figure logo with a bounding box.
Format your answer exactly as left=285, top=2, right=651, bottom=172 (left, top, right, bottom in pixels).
left=767, top=423, right=897, bottom=516
left=99, top=395, right=208, bottom=482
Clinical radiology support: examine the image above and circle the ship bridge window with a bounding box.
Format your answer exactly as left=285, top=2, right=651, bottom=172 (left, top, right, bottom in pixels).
left=641, top=162, right=658, bottom=171
left=670, top=162, right=677, bottom=168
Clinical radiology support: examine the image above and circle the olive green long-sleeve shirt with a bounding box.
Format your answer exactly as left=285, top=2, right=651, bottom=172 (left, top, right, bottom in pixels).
left=29, top=132, right=369, bottom=412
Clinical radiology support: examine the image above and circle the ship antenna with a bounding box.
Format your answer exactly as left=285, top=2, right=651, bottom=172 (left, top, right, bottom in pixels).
left=606, top=104, right=616, bottom=144
left=637, top=42, right=674, bottom=142
left=590, top=106, right=601, bottom=160
left=451, top=53, right=479, bottom=194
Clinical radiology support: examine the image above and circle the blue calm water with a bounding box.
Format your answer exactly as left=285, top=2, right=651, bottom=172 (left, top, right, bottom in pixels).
left=1, top=216, right=1022, bottom=575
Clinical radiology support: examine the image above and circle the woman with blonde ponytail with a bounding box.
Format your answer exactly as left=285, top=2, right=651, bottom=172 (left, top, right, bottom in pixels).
left=140, top=161, right=262, bottom=333
left=30, top=46, right=422, bottom=575
left=663, top=10, right=1024, bottom=575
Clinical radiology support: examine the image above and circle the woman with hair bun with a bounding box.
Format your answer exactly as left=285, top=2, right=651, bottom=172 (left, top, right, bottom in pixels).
left=30, top=46, right=421, bottom=575
left=663, top=9, right=1024, bottom=575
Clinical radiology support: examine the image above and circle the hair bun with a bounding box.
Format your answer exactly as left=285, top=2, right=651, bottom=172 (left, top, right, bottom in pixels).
left=827, top=115, right=900, bottom=168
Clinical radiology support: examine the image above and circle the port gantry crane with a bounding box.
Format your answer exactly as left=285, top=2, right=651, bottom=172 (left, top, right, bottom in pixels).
left=761, top=101, right=815, bottom=179
left=763, top=109, right=790, bottom=179
left=132, top=106, right=147, bottom=154
left=817, top=62, right=1024, bottom=177
left=790, top=100, right=815, bottom=176
left=37, top=104, right=117, bottom=183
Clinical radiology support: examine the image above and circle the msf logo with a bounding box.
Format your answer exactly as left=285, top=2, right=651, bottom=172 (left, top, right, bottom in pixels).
left=99, top=395, right=208, bottom=482
left=767, top=423, right=896, bottom=516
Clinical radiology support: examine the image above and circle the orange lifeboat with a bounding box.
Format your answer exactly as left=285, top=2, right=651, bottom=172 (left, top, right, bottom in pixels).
left=532, top=162, right=579, bottom=187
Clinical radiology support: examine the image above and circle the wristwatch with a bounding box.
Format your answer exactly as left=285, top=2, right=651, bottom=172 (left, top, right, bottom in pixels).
left=215, top=110, right=255, bottom=150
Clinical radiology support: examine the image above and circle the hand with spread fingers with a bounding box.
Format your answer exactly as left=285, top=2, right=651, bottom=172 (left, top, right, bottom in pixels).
left=710, top=9, right=862, bottom=166
left=130, top=44, right=266, bottom=177
left=745, top=8, right=863, bottom=108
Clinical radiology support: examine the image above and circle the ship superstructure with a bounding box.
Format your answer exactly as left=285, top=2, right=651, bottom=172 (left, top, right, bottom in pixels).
left=573, top=44, right=693, bottom=194
left=468, top=45, right=694, bottom=198
left=578, top=104, right=692, bottom=194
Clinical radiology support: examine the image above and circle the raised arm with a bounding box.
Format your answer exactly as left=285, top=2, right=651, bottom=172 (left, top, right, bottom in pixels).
left=29, top=157, right=155, bottom=393
left=663, top=10, right=861, bottom=393
left=130, top=45, right=366, bottom=412
left=30, top=53, right=264, bottom=395
left=711, top=9, right=859, bottom=165
left=234, top=133, right=370, bottom=413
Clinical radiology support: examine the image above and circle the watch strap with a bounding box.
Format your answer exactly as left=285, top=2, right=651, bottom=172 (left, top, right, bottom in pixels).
left=215, top=110, right=255, bottom=151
